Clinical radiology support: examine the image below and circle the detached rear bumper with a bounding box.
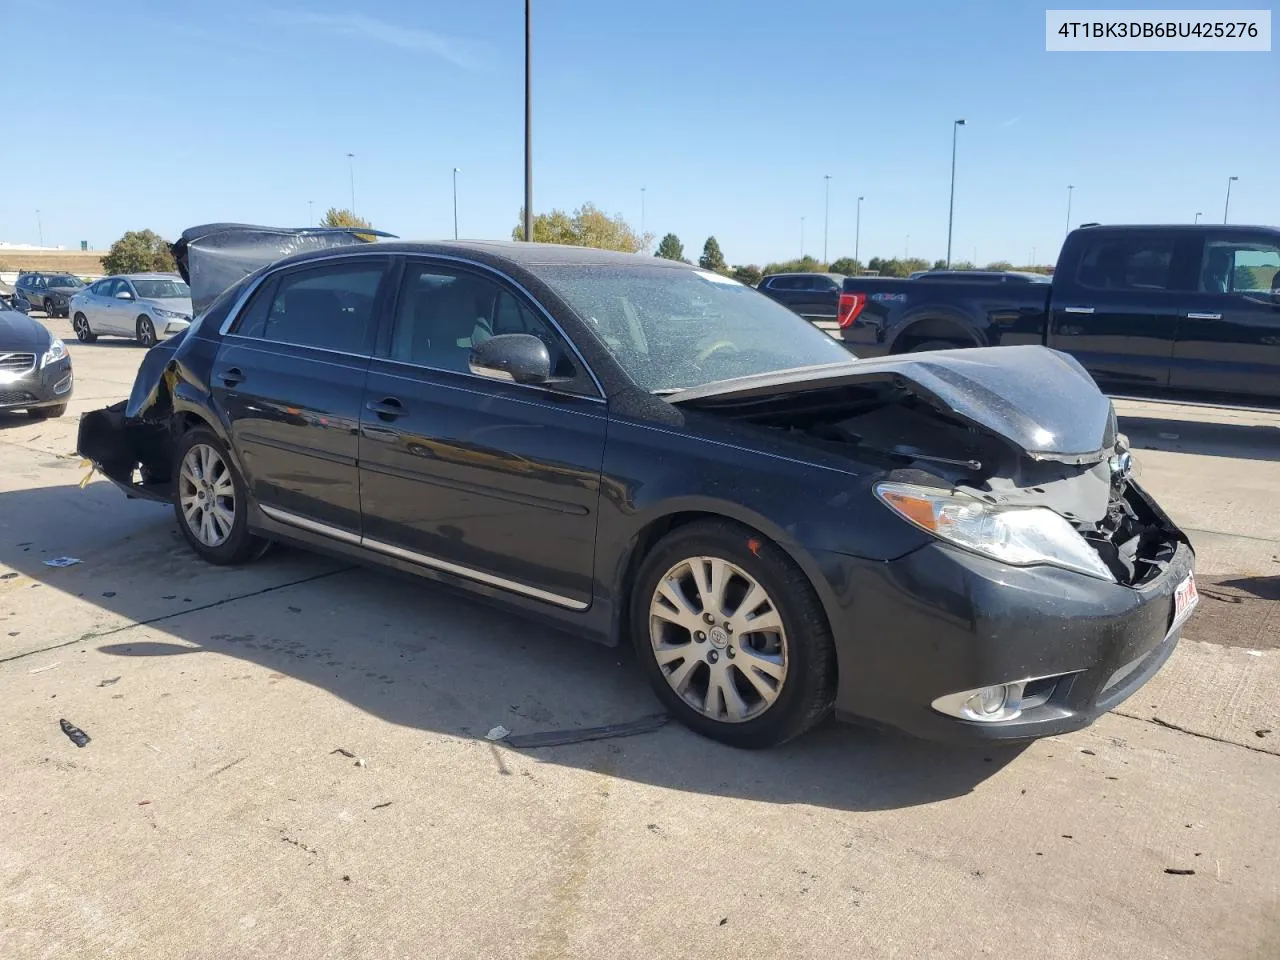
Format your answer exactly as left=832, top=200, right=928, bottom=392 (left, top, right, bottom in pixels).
left=818, top=537, right=1194, bottom=744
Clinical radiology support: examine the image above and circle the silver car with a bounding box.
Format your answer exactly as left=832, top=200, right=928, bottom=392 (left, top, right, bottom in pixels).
left=68, top=274, right=193, bottom=346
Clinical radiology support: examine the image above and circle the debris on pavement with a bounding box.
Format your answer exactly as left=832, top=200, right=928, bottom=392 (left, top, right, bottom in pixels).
left=1256, top=729, right=1272, bottom=738
left=1, top=571, right=18, bottom=580
left=330, top=748, right=356, bottom=758
left=43, top=557, right=82, bottom=568
left=504, top=713, right=669, bottom=749
left=1164, top=868, right=1196, bottom=876
left=485, top=725, right=511, bottom=742
left=59, top=719, right=91, bottom=748
left=144, top=742, right=162, bottom=754
left=97, top=676, right=121, bottom=687
left=29, top=661, right=61, bottom=674
left=138, top=800, right=152, bottom=806
left=354, top=758, right=366, bottom=768
left=282, top=837, right=317, bottom=854
left=372, top=802, right=392, bottom=810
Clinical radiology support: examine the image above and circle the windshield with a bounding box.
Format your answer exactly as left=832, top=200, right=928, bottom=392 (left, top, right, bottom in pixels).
left=131, top=279, right=190, bottom=300
left=536, top=265, right=854, bottom=392
left=48, top=275, right=85, bottom=287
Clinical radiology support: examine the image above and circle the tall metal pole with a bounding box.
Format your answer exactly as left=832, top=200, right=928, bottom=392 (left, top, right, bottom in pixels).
left=523, top=0, right=533, bottom=242
left=855, top=196, right=863, bottom=270
left=641, top=187, right=646, bottom=252
left=36, top=209, right=43, bottom=247
left=1065, top=184, right=1074, bottom=235
left=1223, top=176, right=1238, bottom=224
left=453, top=168, right=461, bottom=239
left=308, top=200, right=313, bottom=226
left=823, top=174, right=831, bottom=264
left=347, top=153, right=356, bottom=215
left=946, top=119, right=965, bottom=267
left=800, top=217, right=805, bottom=258
left=1194, top=211, right=1202, bottom=224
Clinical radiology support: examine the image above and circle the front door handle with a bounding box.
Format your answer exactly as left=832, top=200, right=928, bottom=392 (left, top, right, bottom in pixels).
left=1062, top=306, right=1095, bottom=315
left=1185, top=312, right=1222, bottom=320
left=219, top=367, right=245, bottom=387
left=366, top=397, right=406, bottom=420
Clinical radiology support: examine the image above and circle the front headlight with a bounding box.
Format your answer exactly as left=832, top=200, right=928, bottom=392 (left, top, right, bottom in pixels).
left=153, top=307, right=190, bottom=321
left=40, top=338, right=67, bottom=368
left=875, top=481, right=1115, bottom=582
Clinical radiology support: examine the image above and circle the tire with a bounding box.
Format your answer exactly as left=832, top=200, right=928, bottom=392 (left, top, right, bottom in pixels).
left=909, top=339, right=971, bottom=353
left=630, top=519, right=837, bottom=749
left=136, top=315, right=157, bottom=347
left=27, top=403, right=68, bottom=419
left=171, top=427, right=263, bottom=565
left=72, top=313, right=97, bottom=343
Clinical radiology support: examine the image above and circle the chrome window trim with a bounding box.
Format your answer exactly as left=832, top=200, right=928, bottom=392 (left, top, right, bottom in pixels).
left=217, top=247, right=608, bottom=400
left=258, top=503, right=588, bottom=611
left=370, top=356, right=607, bottom=405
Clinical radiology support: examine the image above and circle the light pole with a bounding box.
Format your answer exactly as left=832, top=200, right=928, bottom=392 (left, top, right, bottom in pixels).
left=946, top=118, right=966, bottom=267
left=523, top=0, right=533, bottom=242
left=1065, top=184, right=1074, bottom=235
left=346, top=153, right=356, bottom=215
left=452, top=167, right=461, bottom=239
left=855, top=195, right=863, bottom=271
left=1194, top=211, right=1203, bottom=224
left=308, top=200, right=313, bottom=226
left=905, top=234, right=910, bottom=259
left=1223, top=176, right=1238, bottom=224
left=36, top=209, right=43, bottom=247
left=640, top=187, right=646, bottom=252
left=823, top=174, right=832, bottom=264
left=800, top=217, right=806, bottom=258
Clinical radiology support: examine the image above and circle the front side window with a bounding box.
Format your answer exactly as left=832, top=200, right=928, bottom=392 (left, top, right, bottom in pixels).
left=537, top=264, right=853, bottom=393
left=1199, top=240, right=1280, bottom=295
left=1075, top=237, right=1175, bottom=291
left=232, top=261, right=386, bottom=354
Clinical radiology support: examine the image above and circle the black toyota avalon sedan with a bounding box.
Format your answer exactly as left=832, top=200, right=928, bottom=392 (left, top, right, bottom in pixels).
left=78, top=224, right=1197, bottom=749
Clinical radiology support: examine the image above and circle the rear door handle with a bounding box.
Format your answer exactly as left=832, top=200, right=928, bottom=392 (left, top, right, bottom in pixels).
left=1185, top=312, right=1222, bottom=320
left=1062, top=306, right=1095, bottom=315
left=219, top=367, right=245, bottom=387
left=366, top=397, right=405, bottom=420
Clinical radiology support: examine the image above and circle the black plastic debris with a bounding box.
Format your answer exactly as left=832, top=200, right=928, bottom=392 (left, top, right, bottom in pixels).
left=1164, top=868, right=1195, bottom=876
left=60, top=719, right=91, bottom=748
left=98, top=677, right=121, bottom=687
left=504, top=713, right=669, bottom=749
left=330, top=747, right=356, bottom=758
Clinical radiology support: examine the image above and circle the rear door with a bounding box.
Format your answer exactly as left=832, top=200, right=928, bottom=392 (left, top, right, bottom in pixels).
left=1048, top=230, right=1198, bottom=391
left=211, top=255, right=392, bottom=536
left=358, top=257, right=607, bottom=608
left=1171, top=233, right=1280, bottom=400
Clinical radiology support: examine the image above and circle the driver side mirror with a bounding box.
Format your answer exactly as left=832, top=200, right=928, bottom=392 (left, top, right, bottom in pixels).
left=116, top=290, right=134, bottom=301
left=469, top=333, right=551, bottom=385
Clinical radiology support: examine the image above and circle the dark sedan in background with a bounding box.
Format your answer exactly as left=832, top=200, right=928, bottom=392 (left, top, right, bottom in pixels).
left=78, top=224, right=1196, bottom=749
left=0, top=306, right=73, bottom=417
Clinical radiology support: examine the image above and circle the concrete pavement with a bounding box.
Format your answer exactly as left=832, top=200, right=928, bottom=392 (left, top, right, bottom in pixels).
left=1, top=323, right=1277, bottom=959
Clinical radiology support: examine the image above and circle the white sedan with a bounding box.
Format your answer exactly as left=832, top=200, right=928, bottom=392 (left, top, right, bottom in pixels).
left=69, top=274, right=193, bottom=346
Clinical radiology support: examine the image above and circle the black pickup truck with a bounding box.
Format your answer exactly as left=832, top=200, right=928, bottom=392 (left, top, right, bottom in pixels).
left=834, top=224, right=1280, bottom=405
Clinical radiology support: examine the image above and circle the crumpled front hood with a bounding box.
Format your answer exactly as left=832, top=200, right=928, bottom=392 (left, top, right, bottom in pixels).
left=669, top=345, right=1116, bottom=464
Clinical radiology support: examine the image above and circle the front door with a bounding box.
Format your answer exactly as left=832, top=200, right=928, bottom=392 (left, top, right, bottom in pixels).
left=95, top=279, right=129, bottom=334
left=1171, top=233, right=1280, bottom=401
left=1048, top=231, right=1198, bottom=392
left=211, top=256, right=392, bottom=535
left=358, top=259, right=607, bottom=609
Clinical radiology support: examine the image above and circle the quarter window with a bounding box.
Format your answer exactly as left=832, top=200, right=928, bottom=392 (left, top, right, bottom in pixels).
left=1075, top=237, right=1176, bottom=291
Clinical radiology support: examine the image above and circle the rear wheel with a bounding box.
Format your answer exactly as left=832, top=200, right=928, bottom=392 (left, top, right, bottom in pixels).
left=631, top=520, right=837, bottom=748
left=72, top=313, right=96, bottom=342
left=136, top=315, right=156, bottom=347
left=172, top=427, right=263, bottom=565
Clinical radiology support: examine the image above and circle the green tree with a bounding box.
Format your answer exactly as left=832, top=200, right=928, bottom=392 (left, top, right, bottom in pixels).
left=731, top=264, right=763, bottom=286
left=985, top=260, right=1014, bottom=272
left=828, top=257, right=861, bottom=275
left=698, top=236, right=727, bottom=272
left=320, top=207, right=372, bottom=229
left=655, top=233, right=686, bottom=261
left=867, top=256, right=909, bottom=278
left=949, top=260, right=977, bottom=271
left=761, top=255, right=824, bottom=275
left=513, top=204, right=650, bottom=252
left=100, top=229, right=177, bottom=275
left=931, top=259, right=947, bottom=271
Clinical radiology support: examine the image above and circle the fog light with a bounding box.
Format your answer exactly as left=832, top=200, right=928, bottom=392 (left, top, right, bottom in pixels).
left=932, top=682, right=1026, bottom=723
left=970, top=685, right=1008, bottom=717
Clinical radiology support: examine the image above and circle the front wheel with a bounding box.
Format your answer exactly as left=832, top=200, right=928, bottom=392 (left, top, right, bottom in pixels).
left=136, top=315, right=156, bottom=347
left=172, top=427, right=263, bottom=565
left=631, top=520, right=837, bottom=748
left=72, top=313, right=96, bottom=342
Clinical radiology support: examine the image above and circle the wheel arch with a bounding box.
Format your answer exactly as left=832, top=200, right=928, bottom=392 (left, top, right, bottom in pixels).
left=888, top=310, right=983, bottom=353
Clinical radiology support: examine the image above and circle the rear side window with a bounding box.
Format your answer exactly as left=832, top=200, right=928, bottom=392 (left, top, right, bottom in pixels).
left=768, top=276, right=798, bottom=290
left=1199, top=239, right=1280, bottom=295
left=1074, top=237, right=1176, bottom=291
left=234, top=261, right=387, bottom=354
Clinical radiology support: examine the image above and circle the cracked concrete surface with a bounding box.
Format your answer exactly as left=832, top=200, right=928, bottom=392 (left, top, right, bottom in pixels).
left=1, top=326, right=1277, bottom=959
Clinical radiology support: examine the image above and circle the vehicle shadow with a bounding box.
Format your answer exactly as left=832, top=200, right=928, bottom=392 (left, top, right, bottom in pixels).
left=1119, top=415, right=1280, bottom=463
left=0, top=480, right=1022, bottom=812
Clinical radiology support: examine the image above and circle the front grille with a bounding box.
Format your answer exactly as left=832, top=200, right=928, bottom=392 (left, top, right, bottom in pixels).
left=0, top=389, right=36, bottom=406
left=0, top=352, right=36, bottom=374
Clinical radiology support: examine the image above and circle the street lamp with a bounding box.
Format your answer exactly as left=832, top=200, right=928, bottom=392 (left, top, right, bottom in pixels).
left=346, top=153, right=356, bottom=215
left=855, top=196, right=863, bottom=271
left=308, top=200, right=313, bottom=226
left=1223, top=176, right=1238, bottom=224
left=800, top=216, right=806, bottom=258
left=523, top=0, right=533, bottom=242
left=1065, top=185, right=1074, bottom=235
left=1194, top=211, right=1203, bottom=224
left=640, top=186, right=646, bottom=252
left=946, top=119, right=966, bottom=267
left=452, top=167, right=461, bottom=239
left=36, top=209, right=43, bottom=247
left=823, top=174, right=832, bottom=264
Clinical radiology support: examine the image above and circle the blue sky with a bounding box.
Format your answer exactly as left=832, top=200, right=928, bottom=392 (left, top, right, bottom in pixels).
left=4, top=0, right=1276, bottom=266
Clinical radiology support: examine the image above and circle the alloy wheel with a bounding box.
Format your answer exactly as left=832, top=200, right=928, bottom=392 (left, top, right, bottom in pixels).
left=138, top=317, right=156, bottom=347
left=648, top=555, right=788, bottom=723
left=178, top=443, right=236, bottom=547
left=73, top=314, right=90, bottom=340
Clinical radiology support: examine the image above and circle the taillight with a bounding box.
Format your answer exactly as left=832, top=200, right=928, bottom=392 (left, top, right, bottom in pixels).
left=837, top=291, right=865, bottom=328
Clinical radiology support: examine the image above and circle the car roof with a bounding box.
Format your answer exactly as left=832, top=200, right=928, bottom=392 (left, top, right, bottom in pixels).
left=761, top=272, right=847, bottom=279
left=118, top=272, right=183, bottom=280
